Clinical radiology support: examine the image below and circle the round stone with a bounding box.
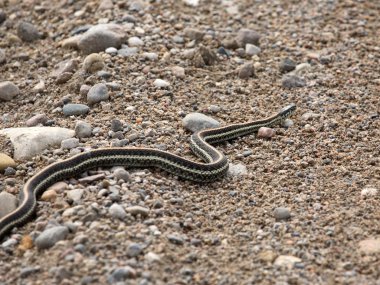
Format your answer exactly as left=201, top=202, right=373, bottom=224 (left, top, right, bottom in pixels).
left=0, top=81, right=20, bottom=101
left=87, top=83, right=109, bottom=105
left=75, top=121, right=92, bottom=138
left=17, top=21, right=40, bottom=42
left=83, top=53, right=104, bottom=73
left=62, top=104, right=90, bottom=116
left=273, top=207, right=291, bottom=221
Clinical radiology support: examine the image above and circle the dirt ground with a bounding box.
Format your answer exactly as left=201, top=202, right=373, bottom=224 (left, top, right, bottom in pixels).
left=0, top=0, right=379, bottom=284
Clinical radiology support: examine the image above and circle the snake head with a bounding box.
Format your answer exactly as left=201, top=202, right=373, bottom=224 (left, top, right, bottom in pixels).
left=279, top=103, right=296, bottom=118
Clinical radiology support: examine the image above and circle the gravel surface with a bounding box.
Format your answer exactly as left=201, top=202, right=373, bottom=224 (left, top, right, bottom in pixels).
left=0, top=0, right=379, bottom=284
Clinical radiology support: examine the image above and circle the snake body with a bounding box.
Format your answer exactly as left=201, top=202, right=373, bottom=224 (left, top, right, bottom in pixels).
left=0, top=104, right=296, bottom=240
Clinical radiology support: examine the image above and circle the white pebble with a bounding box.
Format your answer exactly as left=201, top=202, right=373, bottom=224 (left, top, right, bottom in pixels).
left=128, top=36, right=144, bottom=47
left=153, top=79, right=170, bottom=88
left=361, top=187, right=378, bottom=197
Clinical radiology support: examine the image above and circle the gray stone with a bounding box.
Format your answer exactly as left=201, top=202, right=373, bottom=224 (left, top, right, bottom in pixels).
left=245, top=44, right=261, bottom=56
left=63, top=104, right=90, bottom=116
left=17, top=21, right=40, bottom=42
left=279, top=58, right=296, bottom=73
left=126, top=205, right=149, bottom=217
left=108, top=266, right=136, bottom=283
left=0, top=127, right=74, bottom=160
left=75, top=121, right=92, bottom=138
left=61, top=138, right=79, bottom=149
left=0, top=192, right=17, bottom=219
left=126, top=243, right=143, bottom=257
left=87, top=83, right=109, bottom=105
left=235, top=28, right=260, bottom=47
left=238, top=62, right=254, bottom=79
left=0, top=81, right=20, bottom=101
left=50, top=59, right=79, bottom=78
left=117, top=47, right=138, bottom=57
left=282, top=75, right=306, bottom=88
left=26, top=114, right=48, bottom=127
left=184, top=28, right=205, bottom=41
left=110, top=119, right=123, bottom=132
left=35, top=226, right=69, bottom=249
left=273, top=207, right=291, bottom=221
left=113, top=168, right=130, bottom=181
left=228, top=163, right=248, bottom=177
left=167, top=234, right=184, bottom=245
left=182, top=112, right=220, bottom=133
left=78, top=24, right=126, bottom=54
left=67, top=189, right=84, bottom=202
left=128, top=36, right=144, bottom=47
left=109, top=203, right=126, bottom=219
left=20, top=267, right=40, bottom=278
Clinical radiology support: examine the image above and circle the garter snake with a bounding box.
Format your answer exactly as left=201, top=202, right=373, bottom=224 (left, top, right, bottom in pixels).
left=0, top=104, right=296, bottom=240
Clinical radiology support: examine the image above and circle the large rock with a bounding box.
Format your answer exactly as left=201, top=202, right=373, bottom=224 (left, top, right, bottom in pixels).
left=78, top=24, right=126, bottom=54
left=0, top=127, right=75, bottom=160
left=0, top=81, right=20, bottom=101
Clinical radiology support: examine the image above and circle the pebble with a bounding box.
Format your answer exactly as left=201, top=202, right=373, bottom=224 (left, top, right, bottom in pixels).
left=273, top=207, right=291, bottom=221
left=0, top=81, right=20, bottom=101
left=128, top=36, right=144, bottom=47
left=274, top=255, right=302, bottom=268
left=126, top=243, right=143, bottom=257
left=295, top=62, right=312, bottom=75
left=32, top=81, right=45, bottom=93
left=62, top=104, right=90, bottom=116
left=110, top=119, right=123, bottom=132
left=75, top=121, right=92, bottom=138
left=235, top=28, right=260, bottom=47
left=142, top=52, right=158, bottom=61
left=61, top=138, right=79, bottom=149
left=108, top=266, right=136, bottom=283
left=0, top=49, right=6, bottom=64
left=26, top=114, right=48, bottom=127
left=257, top=127, right=276, bottom=138
left=358, top=239, right=380, bottom=254
left=109, top=203, right=126, bottom=219
left=153, top=79, right=170, bottom=88
left=0, top=153, right=16, bottom=171
left=126, top=205, right=150, bottom=217
left=56, top=72, right=73, bottom=84
left=113, top=168, right=130, bottom=181
left=172, top=66, right=185, bottom=78
left=4, top=167, right=16, bottom=176
left=144, top=252, right=161, bottom=263
left=279, top=58, right=296, bottom=73
left=282, top=119, right=294, bottom=128
left=182, top=112, right=220, bottom=133
left=227, top=163, right=248, bottom=176
left=35, top=226, right=69, bottom=249
left=167, top=234, right=185, bottom=245
left=118, top=47, right=138, bottom=57
left=17, top=21, right=40, bottom=42
left=67, top=189, right=84, bottom=202
left=78, top=23, right=126, bottom=54
left=105, top=47, right=118, bottom=55
left=238, top=62, right=254, bottom=79
left=40, top=189, right=58, bottom=202
left=83, top=53, right=104, bottom=73
left=50, top=59, right=78, bottom=78
left=361, top=187, right=378, bottom=197
left=0, top=192, right=18, bottom=218
left=282, top=75, right=306, bottom=88
left=0, top=10, right=5, bottom=24
left=47, top=182, right=68, bottom=193
left=245, top=44, right=261, bottom=56
left=208, top=105, right=221, bottom=113
left=184, top=27, right=205, bottom=41
left=0, top=127, right=74, bottom=160
left=87, top=83, right=109, bottom=105
left=20, top=267, right=40, bottom=278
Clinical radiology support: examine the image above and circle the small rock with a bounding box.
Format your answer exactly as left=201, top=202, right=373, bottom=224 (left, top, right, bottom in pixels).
left=128, top=36, right=144, bottom=47
left=282, top=119, right=294, bottom=128
left=126, top=243, right=143, bottom=257
left=126, top=205, right=150, bottom=217
left=245, top=44, right=261, bottom=56
left=56, top=72, right=73, bottom=84
left=113, top=168, right=130, bottom=181
left=78, top=24, right=126, bottom=54
left=282, top=75, right=306, bottom=88
left=192, top=46, right=218, bottom=67
left=87, top=83, right=109, bottom=105
left=358, top=239, right=380, bottom=254
left=235, top=28, right=260, bottom=47
left=153, top=79, right=170, bottom=88
left=0, top=49, right=6, bottom=64
left=257, top=127, right=276, bottom=138
left=83, top=53, right=104, bottom=73
left=47, top=182, right=68, bottom=193
left=279, top=58, right=296, bottom=73
left=167, top=234, right=184, bottom=245
left=273, top=207, right=291, bottom=221
left=144, top=252, right=161, bottom=263
left=238, top=62, right=254, bottom=79
left=117, top=47, right=138, bottom=57
left=108, top=266, right=136, bottom=283
left=35, top=226, right=69, bottom=249
left=40, top=189, right=58, bottom=202
left=50, top=59, right=78, bottom=78
left=0, top=81, right=20, bottom=101
left=227, top=163, right=248, bottom=176
left=142, top=52, right=158, bottom=61
left=184, top=28, right=205, bottom=41
left=17, top=21, right=40, bottom=42
left=63, top=104, right=90, bottom=116
left=0, top=10, right=6, bottom=24
left=274, top=255, right=302, bottom=268
left=67, top=189, right=84, bottom=202
left=110, top=119, right=123, bottom=132
left=109, top=203, right=126, bottom=219
left=172, top=66, right=185, bottom=78
left=32, top=81, right=45, bottom=93
left=361, top=187, right=378, bottom=197
left=20, top=267, right=40, bottom=278
left=105, top=47, right=118, bottom=55
left=208, top=105, right=221, bottom=113
left=258, top=250, right=276, bottom=262
left=0, top=192, right=18, bottom=218
left=26, top=114, right=48, bottom=127
left=75, top=121, right=92, bottom=138
left=78, top=173, right=105, bottom=183
left=61, top=138, right=79, bottom=149
left=295, top=63, right=312, bottom=75
left=182, top=112, right=220, bottom=133
left=0, top=153, right=17, bottom=171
